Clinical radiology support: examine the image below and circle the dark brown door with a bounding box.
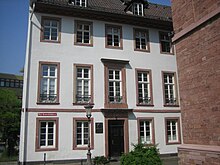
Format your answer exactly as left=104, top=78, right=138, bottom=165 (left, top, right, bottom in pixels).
left=108, top=120, right=124, bottom=157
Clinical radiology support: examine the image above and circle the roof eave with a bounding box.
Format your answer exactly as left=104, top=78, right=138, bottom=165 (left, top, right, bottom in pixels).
left=35, top=2, right=173, bottom=30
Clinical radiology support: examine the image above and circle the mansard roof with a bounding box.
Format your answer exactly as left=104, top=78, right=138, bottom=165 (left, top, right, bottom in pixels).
left=33, top=0, right=173, bottom=30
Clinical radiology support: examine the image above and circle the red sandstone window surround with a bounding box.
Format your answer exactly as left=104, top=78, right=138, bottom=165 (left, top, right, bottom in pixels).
left=73, top=64, right=94, bottom=105
left=41, top=16, right=61, bottom=43
left=73, top=118, right=94, bottom=150
left=103, top=61, right=128, bottom=109
left=159, top=31, right=174, bottom=55
left=135, top=69, right=153, bottom=106
left=74, top=20, right=93, bottom=46
left=35, top=117, right=59, bottom=152
left=162, top=71, right=179, bottom=107
left=105, top=24, right=123, bottom=49
left=137, top=117, right=155, bottom=145
left=37, top=61, right=60, bottom=105
left=165, top=117, right=181, bottom=145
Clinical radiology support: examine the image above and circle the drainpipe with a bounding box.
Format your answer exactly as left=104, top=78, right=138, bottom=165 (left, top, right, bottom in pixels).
left=19, top=2, right=35, bottom=164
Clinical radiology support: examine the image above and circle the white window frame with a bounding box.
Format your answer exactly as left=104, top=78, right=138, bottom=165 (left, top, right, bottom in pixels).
left=39, top=121, right=56, bottom=148
left=76, top=67, right=91, bottom=103
left=75, top=0, right=86, bottom=7
left=167, top=120, right=178, bottom=143
left=137, top=72, right=151, bottom=104
left=106, top=26, right=121, bottom=47
left=164, top=73, right=176, bottom=105
left=43, top=19, right=59, bottom=41
left=76, top=22, right=91, bottom=44
left=108, top=69, right=122, bottom=103
left=133, top=3, right=144, bottom=16
left=140, top=120, right=153, bottom=144
left=135, top=30, right=149, bottom=50
left=40, top=65, right=57, bottom=103
left=76, top=121, right=89, bottom=147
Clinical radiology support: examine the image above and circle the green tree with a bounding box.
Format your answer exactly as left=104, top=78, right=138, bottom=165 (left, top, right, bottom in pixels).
left=0, top=89, right=21, bottom=156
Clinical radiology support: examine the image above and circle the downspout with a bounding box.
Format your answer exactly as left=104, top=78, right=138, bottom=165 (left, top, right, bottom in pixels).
left=20, top=2, right=35, bottom=164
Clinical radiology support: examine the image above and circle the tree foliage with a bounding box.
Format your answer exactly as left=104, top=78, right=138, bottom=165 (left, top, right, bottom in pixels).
left=0, top=89, right=21, bottom=156
left=120, top=143, right=162, bottom=165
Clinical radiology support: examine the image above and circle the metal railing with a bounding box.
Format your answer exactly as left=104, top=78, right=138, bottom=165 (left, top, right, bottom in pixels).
left=108, top=96, right=123, bottom=103
left=138, top=97, right=151, bottom=104
left=39, top=94, right=57, bottom=103
left=76, top=95, right=91, bottom=103
left=165, top=98, right=177, bottom=105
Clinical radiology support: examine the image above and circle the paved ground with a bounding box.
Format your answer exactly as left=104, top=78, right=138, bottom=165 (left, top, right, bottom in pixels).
left=0, top=156, right=178, bottom=165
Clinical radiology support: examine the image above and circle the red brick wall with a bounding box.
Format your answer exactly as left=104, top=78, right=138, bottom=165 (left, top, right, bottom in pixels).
left=171, top=0, right=220, bottom=146
left=171, top=0, right=220, bottom=33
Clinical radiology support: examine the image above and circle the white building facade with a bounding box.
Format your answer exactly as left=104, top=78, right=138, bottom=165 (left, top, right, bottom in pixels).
left=19, top=0, right=182, bottom=164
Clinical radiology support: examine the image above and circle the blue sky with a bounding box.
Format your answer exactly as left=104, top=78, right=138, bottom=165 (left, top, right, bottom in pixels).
left=0, top=0, right=171, bottom=75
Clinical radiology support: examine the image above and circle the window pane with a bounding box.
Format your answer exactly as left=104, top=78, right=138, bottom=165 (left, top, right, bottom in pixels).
left=42, top=66, right=48, bottom=76
left=84, top=69, right=89, bottom=78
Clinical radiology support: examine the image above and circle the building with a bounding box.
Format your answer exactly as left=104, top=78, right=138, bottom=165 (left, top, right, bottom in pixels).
left=0, top=73, right=23, bottom=99
left=171, top=0, right=220, bottom=164
left=19, top=0, right=181, bottom=164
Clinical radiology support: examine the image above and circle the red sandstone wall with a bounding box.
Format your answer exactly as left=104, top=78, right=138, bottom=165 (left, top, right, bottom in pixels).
left=175, top=17, right=220, bottom=145
left=171, top=0, right=220, bottom=33
left=171, top=0, right=220, bottom=146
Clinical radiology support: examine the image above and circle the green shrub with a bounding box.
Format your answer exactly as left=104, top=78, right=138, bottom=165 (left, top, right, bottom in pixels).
left=93, top=156, right=108, bottom=165
left=120, top=143, right=162, bottom=165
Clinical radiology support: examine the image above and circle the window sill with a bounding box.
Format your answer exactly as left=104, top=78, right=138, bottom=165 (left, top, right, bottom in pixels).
left=73, top=102, right=94, bottom=106
left=134, top=49, right=150, bottom=53
left=36, top=147, right=58, bottom=152
left=160, top=51, right=174, bottom=55
left=105, top=45, right=123, bottom=50
left=74, top=42, right=93, bottom=47
left=136, top=104, right=154, bottom=107
left=36, top=102, right=60, bottom=105
left=40, top=39, right=61, bottom=44
left=164, top=104, right=179, bottom=107
left=73, top=146, right=94, bottom=150
left=166, top=141, right=181, bottom=145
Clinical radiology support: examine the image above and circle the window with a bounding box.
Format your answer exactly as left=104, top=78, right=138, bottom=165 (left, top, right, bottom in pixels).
left=73, top=118, right=94, bottom=150
left=5, top=79, right=9, bottom=87
left=36, top=118, right=58, bottom=151
left=38, top=62, right=60, bottom=104
left=41, top=17, right=61, bottom=43
left=70, top=0, right=87, bottom=7
left=165, top=118, right=181, bottom=144
left=138, top=118, right=155, bottom=144
left=102, top=59, right=128, bottom=109
left=105, top=25, right=123, bottom=49
left=0, top=79, right=5, bottom=87
left=134, top=29, right=150, bottom=51
left=108, top=69, right=122, bottom=103
left=73, top=64, right=93, bottom=105
left=163, top=72, right=178, bottom=106
left=159, top=31, right=173, bottom=54
left=133, top=3, right=144, bottom=16
left=10, top=80, right=15, bottom=87
left=15, top=80, right=19, bottom=88
left=75, top=21, right=93, bottom=46
left=19, top=80, right=23, bottom=88
left=136, top=69, right=153, bottom=105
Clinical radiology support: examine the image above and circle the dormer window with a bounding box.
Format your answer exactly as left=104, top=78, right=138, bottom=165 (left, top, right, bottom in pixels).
left=133, top=3, right=144, bottom=16
left=69, top=0, right=87, bottom=7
